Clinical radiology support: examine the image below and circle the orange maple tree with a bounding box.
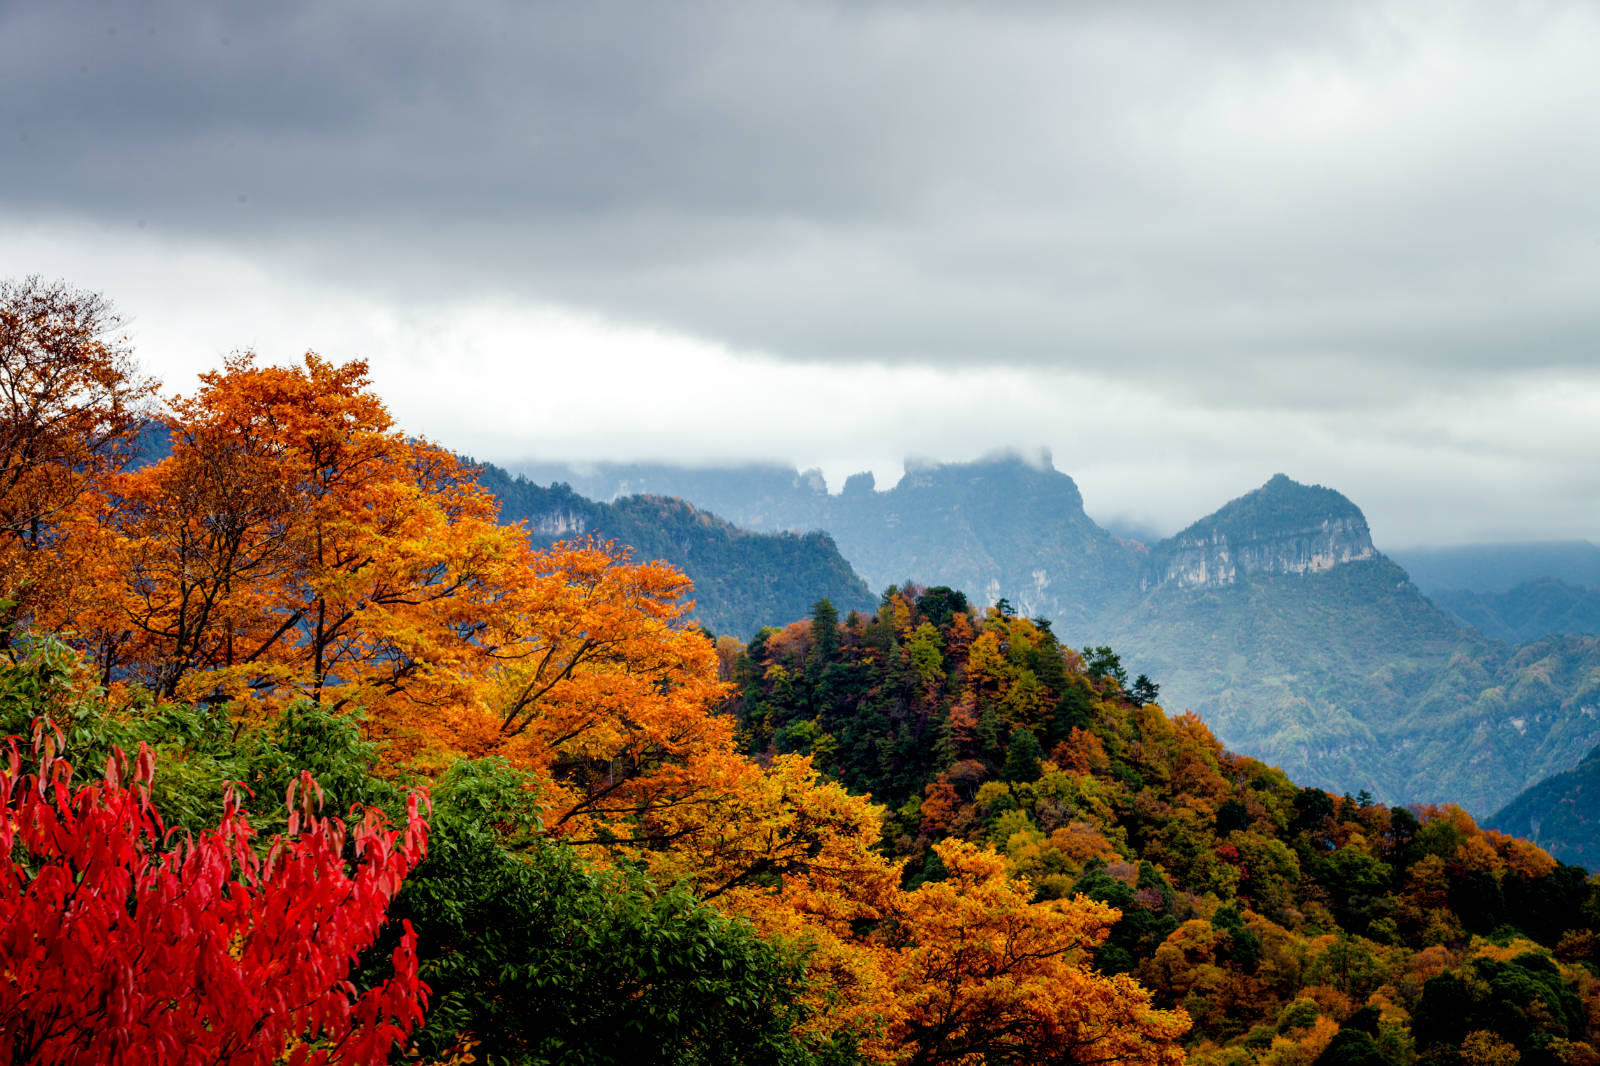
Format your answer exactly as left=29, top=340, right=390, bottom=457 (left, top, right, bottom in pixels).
left=445, top=539, right=733, bottom=840
left=57, top=353, right=523, bottom=722
left=47, top=353, right=743, bottom=846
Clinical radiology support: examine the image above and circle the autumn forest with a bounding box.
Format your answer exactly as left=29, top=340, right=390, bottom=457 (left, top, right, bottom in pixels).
left=2, top=276, right=1598, bottom=1066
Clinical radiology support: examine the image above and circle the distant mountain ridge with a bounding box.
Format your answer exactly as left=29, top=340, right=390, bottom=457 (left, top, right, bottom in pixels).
left=526, top=450, right=1134, bottom=635
left=512, top=459, right=1393, bottom=637
left=514, top=453, right=1600, bottom=815
left=1487, top=740, right=1600, bottom=870
left=1095, top=477, right=1600, bottom=814
left=1385, top=541, right=1600, bottom=642
left=1390, top=540, right=1600, bottom=594
left=513, top=459, right=833, bottom=532
left=471, top=461, right=876, bottom=638
left=1429, top=579, right=1600, bottom=642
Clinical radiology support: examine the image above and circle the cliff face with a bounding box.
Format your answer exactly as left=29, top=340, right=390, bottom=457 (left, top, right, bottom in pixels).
left=528, top=509, right=589, bottom=538
left=814, top=452, right=1137, bottom=636
left=1147, top=474, right=1377, bottom=590
left=1153, top=514, right=1377, bottom=588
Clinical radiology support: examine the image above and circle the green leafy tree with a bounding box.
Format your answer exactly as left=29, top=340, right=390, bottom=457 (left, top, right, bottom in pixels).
left=914, top=586, right=969, bottom=629
left=1412, top=953, right=1585, bottom=1061
left=381, top=760, right=857, bottom=1066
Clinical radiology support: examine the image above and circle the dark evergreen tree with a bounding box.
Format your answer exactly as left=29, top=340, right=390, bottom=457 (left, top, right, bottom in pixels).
left=1051, top=681, right=1095, bottom=740
left=809, top=599, right=841, bottom=666
left=1083, top=646, right=1128, bottom=689
left=1001, top=726, right=1044, bottom=783
left=1215, top=798, right=1250, bottom=837
left=977, top=703, right=1005, bottom=765
left=1128, top=674, right=1160, bottom=706
left=914, top=586, right=969, bottom=629
left=1314, top=1030, right=1396, bottom=1066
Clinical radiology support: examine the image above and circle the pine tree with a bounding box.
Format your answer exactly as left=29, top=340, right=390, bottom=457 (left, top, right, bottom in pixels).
left=1002, top=725, right=1044, bottom=783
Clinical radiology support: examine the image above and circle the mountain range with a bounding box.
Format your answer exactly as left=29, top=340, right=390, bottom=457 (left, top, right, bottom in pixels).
left=1422, top=580, right=1600, bottom=644
left=1389, top=540, right=1600, bottom=642
left=512, top=453, right=1600, bottom=828
left=472, top=462, right=874, bottom=638
left=519, top=452, right=1137, bottom=635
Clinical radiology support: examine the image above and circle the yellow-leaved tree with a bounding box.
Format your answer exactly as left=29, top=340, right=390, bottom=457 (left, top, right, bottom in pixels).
left=874, top=839, right=1189, bottom=1065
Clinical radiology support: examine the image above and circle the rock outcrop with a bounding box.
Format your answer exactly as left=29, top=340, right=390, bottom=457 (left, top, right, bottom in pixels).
left=1146, top=474, right=1376, bottom=590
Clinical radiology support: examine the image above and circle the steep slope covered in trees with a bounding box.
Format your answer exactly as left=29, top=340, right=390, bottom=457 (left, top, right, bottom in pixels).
left=730, top=589, right=1600, bottom=1065
left=476, top=464, right=875, bottom=636
left=1488, top=742, right=1600, bottom=871
left=7, top=279, right=1595, bottom=1064
left=1102, top=478, right=1600, bottom=812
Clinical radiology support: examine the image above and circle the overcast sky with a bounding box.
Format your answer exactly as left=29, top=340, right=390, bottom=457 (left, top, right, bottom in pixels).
left=4, top=0, right=1598, bottom=546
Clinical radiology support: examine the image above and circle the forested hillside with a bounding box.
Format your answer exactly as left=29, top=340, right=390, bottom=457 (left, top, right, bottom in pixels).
left=1104, top=562, right=1600, bottom=814
left=0, top=292, right=1187, bottom=1066
left=475, top=463, right=876, bottom=636
left=730, top=587, right=1600, bottom=1065
left=1489, top=743, right=1600, bottom=872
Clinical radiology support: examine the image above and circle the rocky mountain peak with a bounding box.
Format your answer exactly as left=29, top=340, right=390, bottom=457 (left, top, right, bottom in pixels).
left=894, top=449, right=1084, bottom=513
left=841, top=471, right=876, bottom=496
left=1149, top=474, right=1377, bottom=589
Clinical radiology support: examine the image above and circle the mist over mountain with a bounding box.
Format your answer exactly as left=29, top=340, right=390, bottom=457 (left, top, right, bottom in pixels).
left=1429, top=579, right=1600, bottom=643
left=1387, top=542, right=1600, bottom=642
left=514, top=459, right=833, bottom=532
left=1390, top=541, right=1600, bottom=595
left=520, top=451, right=1136, bottom=636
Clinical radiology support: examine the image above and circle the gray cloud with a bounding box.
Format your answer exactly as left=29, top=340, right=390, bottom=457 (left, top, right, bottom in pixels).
left=2, top=0, right=1598, bottom=539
